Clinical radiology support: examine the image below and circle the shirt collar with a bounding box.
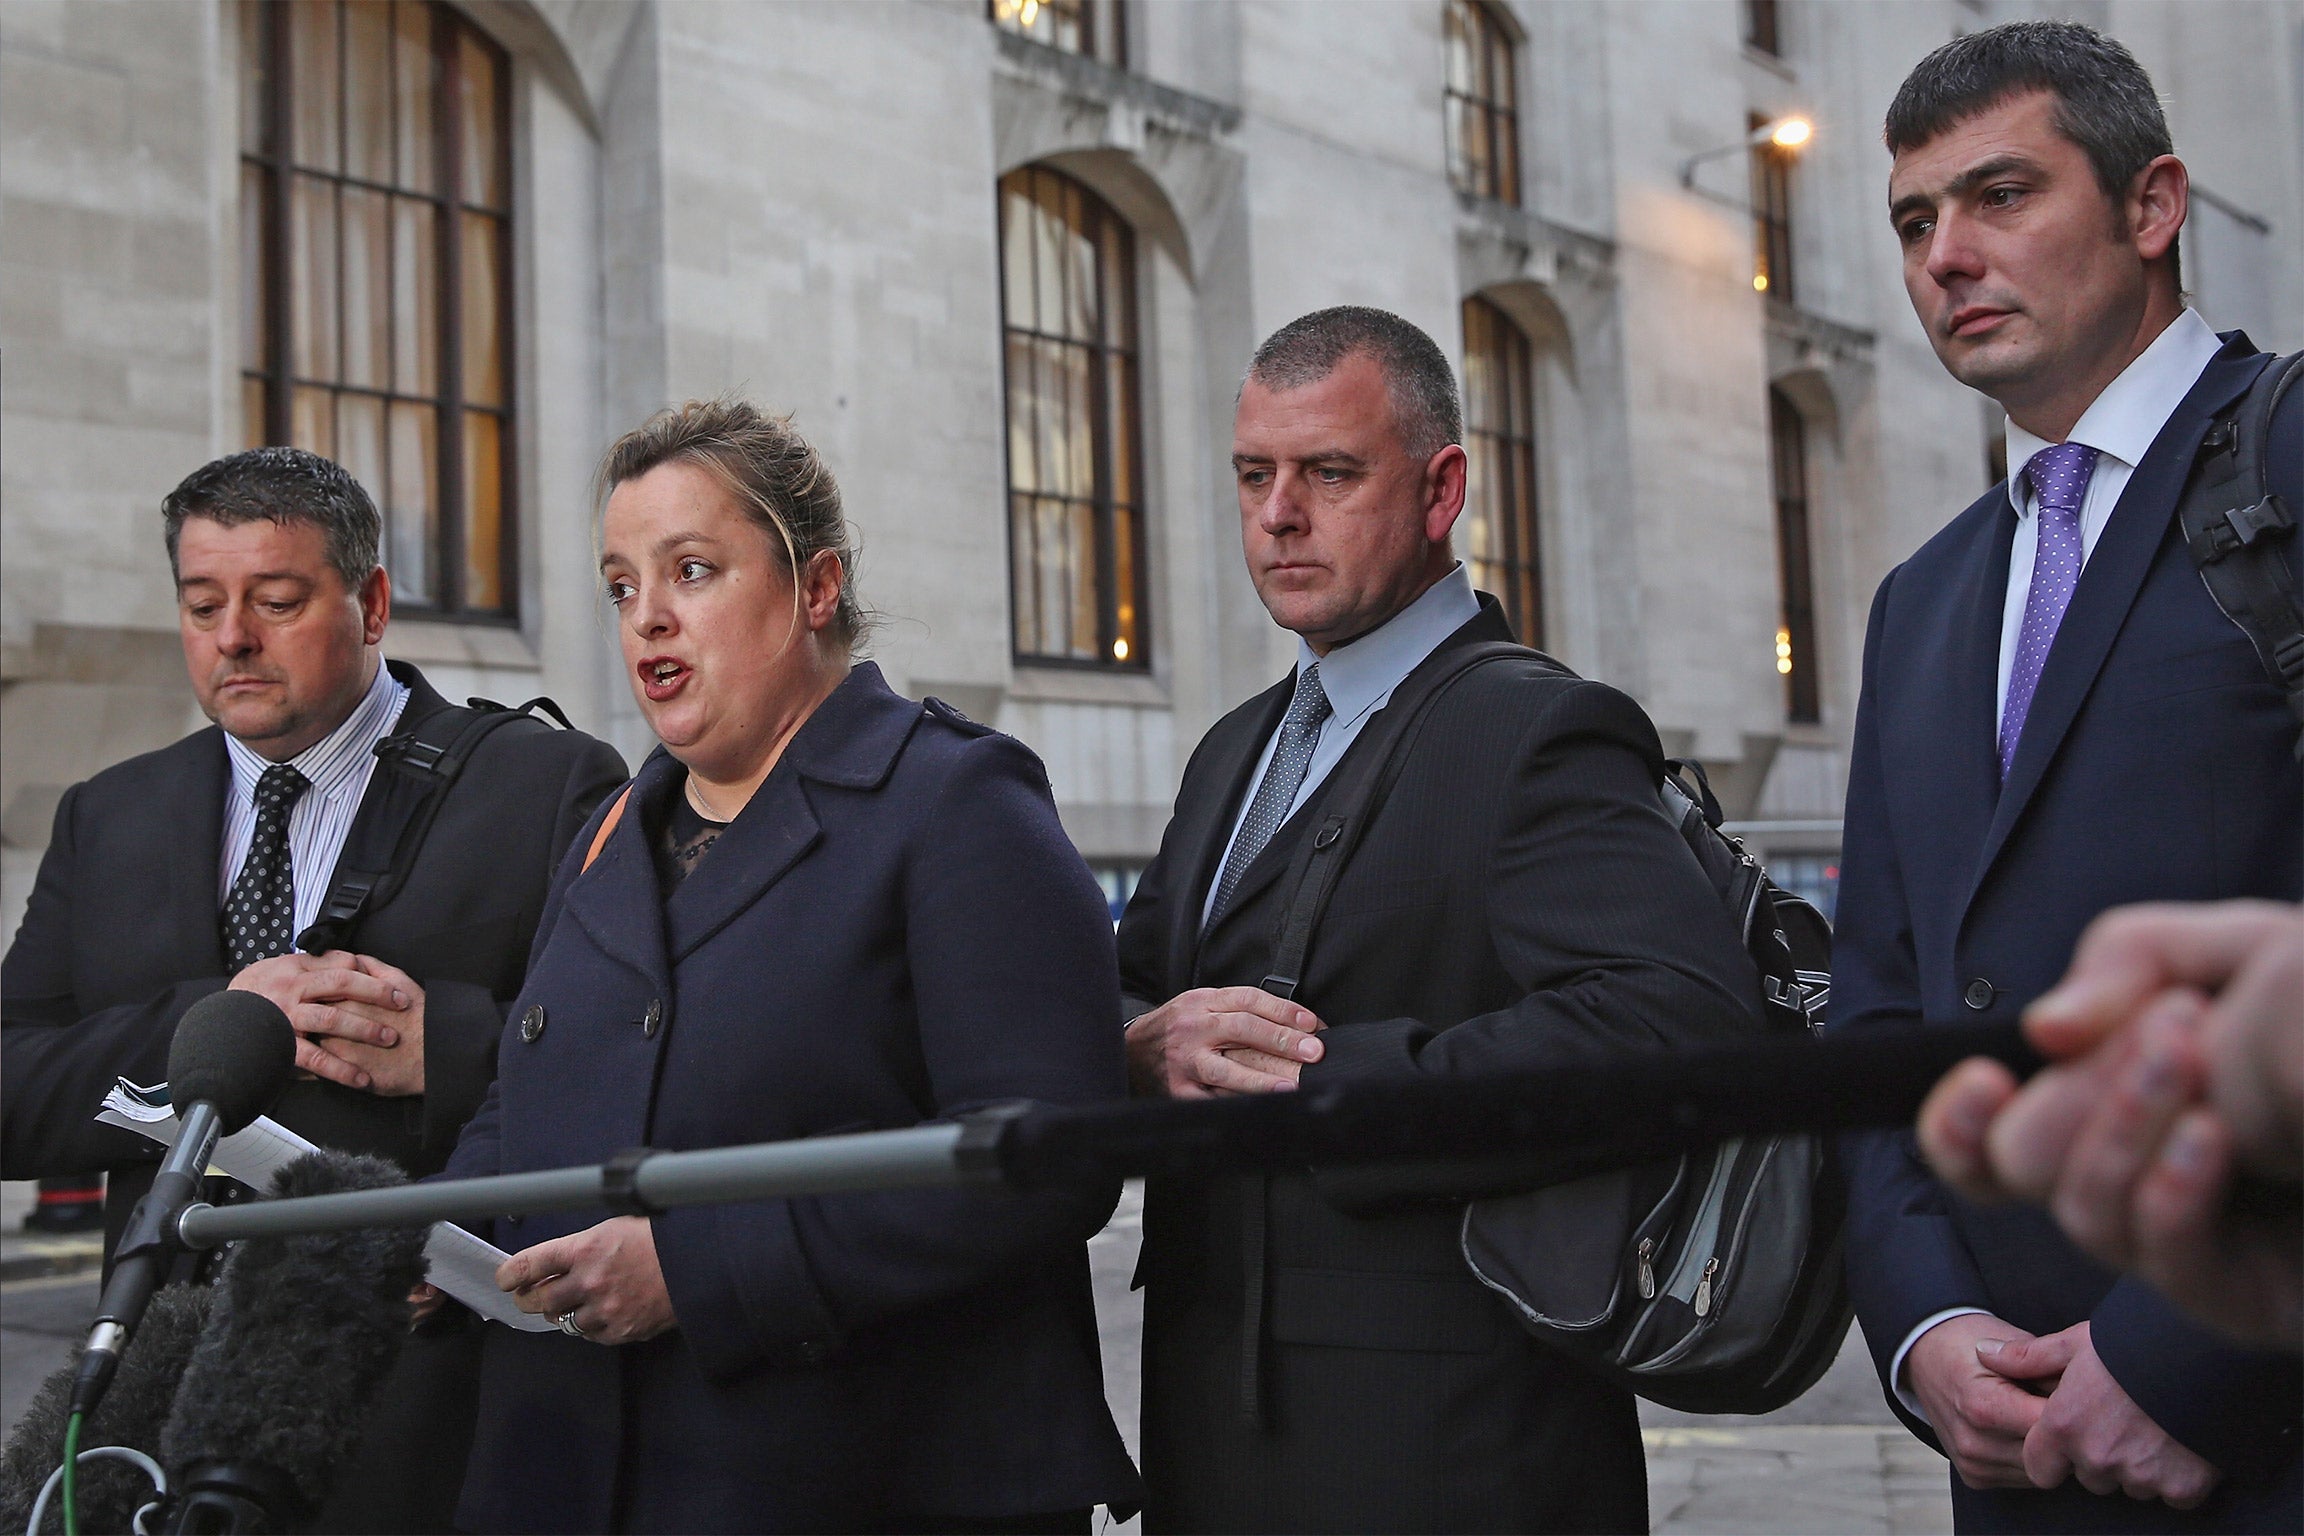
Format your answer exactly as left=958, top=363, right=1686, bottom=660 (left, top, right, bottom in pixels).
left=2003, top=307, right=2224, bottom=517
left=225, top=658, right=410, bottom=805
left=1293, top=562, right=1481, bottom=729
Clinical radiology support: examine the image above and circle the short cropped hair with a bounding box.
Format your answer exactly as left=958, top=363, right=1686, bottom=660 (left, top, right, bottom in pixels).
left=1885, top=21, right=2174, bottom=209
left=162, top=447, right=383, bottom=588
left=597, top=397, right=871, bottom=650
left=1247, top=306, right=1463, bottom=459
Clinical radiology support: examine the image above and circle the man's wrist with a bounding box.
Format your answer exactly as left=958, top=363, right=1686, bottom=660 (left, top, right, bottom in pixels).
left=1894, top=1307, right=1994, bottom=1423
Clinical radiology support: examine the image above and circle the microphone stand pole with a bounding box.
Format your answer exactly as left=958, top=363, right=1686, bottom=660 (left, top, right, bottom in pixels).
left=176, top=1021, right=2040, bottom=1250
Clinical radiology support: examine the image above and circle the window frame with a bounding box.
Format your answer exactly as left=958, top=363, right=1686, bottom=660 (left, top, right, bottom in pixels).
left=996, top=166, right=1152, bottom=672
left=987, top=0, right=1127, bottom=68
left=1460, top=296, right=1546, bottom=648
left=238, top=0, right=519, bottom=624
left=1749, top=112, right=1796, bottom=303
left=1769, top=386, right=1821, bottom=725
left=1443, top=0, right=1522, bottom=207
left=1744, top=0, right=1782, bottom=58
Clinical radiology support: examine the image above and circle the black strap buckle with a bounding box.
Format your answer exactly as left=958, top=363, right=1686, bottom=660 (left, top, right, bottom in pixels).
left=601, top=1147, right=659, bottom=1217
left=2190, top=494, right=2294, bottom=563
left=375, top=734, right=449, bottom=773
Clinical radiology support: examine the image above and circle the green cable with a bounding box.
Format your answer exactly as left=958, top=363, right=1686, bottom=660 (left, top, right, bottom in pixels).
left=60, top=1410, right=83, bottom=1536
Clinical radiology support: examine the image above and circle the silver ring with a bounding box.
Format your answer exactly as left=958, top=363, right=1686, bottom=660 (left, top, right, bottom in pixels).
left=555, top=1310, right=586, bottom=1339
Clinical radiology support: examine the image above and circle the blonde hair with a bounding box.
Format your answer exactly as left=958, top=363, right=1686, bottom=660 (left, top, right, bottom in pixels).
left=596, top=397, right=869, bottom=649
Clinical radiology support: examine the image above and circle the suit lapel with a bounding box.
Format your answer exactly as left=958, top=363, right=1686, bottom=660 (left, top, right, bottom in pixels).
left=172, top=731, right=230, bottom=975
left=1969, top=345, right=2267, bottom=901
left=1921, top=495, right=2015, bottom=897
left=1170, top=680, right=1291, bottom=985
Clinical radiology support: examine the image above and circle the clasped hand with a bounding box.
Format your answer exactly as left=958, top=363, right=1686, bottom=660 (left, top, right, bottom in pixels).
left=1904, top=1315, right=2219, bottom=1506
left=1124, top=986, right=1326, bottom=1098
left=229, top=949, right=426, bottom=1095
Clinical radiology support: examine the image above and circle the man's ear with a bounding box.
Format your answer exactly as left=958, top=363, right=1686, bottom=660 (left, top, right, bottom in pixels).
left=1423, top=442, right=1469, bottom=545
left=360, top=564, right=392, bottom=646
left=2129, top=153, right=2187, bottom=268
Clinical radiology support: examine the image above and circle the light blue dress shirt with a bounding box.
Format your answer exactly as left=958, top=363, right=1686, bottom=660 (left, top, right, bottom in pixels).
left=1200, top=563, right=1482, bottom=927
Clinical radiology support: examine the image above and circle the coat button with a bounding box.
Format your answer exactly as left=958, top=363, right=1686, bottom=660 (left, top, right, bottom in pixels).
left=519, top=1004, right=547, bottom=1043
left=1962, top=978, right=1996, bottom=1011
left=641, top=998, right=663, bottom=1038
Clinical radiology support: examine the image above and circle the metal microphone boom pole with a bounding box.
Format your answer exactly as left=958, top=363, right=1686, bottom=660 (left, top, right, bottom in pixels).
left=175, top=1020, right=2039, bottom=1249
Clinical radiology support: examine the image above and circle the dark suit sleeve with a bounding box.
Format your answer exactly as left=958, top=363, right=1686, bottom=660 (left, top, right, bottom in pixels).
left=414, top=736, right=628, bottom=1157
left=1, top=784, right=226, bottom=1178
left=1116, top=822, right=1178, bottom=1025
left=1299, top=679, right=1763, bottom=1210
left=651, top=733, right=1128, bottom=1381
left=1831, top=569, right=1994, bottom=1443
left=2090, top=1277, right=2303, bottom=1476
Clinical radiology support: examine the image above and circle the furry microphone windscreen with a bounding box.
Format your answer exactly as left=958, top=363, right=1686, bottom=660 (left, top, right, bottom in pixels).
left=158, top=1151, right=428, bottom=1519
left=0, top=1282, right=215, bottom=1533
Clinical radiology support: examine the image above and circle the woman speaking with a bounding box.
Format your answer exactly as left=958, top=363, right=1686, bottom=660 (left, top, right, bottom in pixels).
left=441, top=400, right=1139, bottom=1533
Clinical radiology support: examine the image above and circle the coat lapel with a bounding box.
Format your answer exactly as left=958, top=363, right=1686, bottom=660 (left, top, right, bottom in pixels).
left=1170, top=680, right=1291, bottom=984
left=1969, top=343, right=2268, bottom=902
left=561, top=750, right=677, bottom=991
left=171, top=731, right=230, bottom=974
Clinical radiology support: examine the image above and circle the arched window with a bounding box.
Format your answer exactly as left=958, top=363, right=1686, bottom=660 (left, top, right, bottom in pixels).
left=1444, top=0, right=1520, bottom=206
left=1769, top=387, right=1821, bottom=724
left=1461, top=297, right=1544, bottom=647
left=239, top=0, right=515, bottom=619
left=997, top=167, right=1148, bottom=668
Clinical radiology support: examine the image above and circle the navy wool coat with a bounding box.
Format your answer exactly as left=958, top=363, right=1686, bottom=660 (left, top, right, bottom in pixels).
left=443, top=664, right=1141, bottom=1534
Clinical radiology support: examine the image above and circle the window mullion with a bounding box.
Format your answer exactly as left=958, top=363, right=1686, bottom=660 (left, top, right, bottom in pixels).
left=434, top=6, right=465, bottom=616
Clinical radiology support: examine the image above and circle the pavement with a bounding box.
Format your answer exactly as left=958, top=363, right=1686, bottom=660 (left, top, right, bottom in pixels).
left=4, top=1178, right=1953, bottom=1533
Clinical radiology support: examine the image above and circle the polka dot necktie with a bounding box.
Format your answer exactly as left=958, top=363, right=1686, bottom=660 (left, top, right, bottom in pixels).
left=1999, top=441, right=2100, bottom=780
left=222, top=762, right=311, bottom=973
left=1207, top=663, right=1332, bottom=929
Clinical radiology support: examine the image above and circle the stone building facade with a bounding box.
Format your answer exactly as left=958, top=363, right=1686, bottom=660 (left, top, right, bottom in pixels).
left=5, top=0, right=2299, bottom=936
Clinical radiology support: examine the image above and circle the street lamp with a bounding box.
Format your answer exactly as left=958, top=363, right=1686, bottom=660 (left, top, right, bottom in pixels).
left=1678, top=115, right=1813, bottom=192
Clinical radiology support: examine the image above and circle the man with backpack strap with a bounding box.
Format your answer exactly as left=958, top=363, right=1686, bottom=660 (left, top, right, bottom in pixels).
left=1837, top=22, right=2301, bottom=1533
left=0, top=447, right=628, bottom=1532
left=1117, top=307, right=1762, bottom=1533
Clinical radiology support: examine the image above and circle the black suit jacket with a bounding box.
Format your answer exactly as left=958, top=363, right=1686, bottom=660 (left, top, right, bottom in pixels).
left=1, top=658, right=627, bottom=1532
left=1118, top=599, right=1764, bottom=1534
left=1834, top=336, right=2303, bottom=1533
left=441, top=664, right=1139, bottom=1534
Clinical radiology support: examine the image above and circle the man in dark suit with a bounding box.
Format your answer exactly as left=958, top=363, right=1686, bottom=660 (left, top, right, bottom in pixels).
left=1837, top=22, right=2302, bottom=1532
left=1, top=446, right=627, bottom=1531
left=1117, top=307, right=1762, bottom=1533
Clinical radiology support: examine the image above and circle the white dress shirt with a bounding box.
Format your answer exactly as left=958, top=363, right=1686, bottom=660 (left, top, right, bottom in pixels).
left=1893, top=308, right=2225, bottom=1421
left=219, top=660, right=412, bottom=947
left=1201, top=563, right=1481, bottom=928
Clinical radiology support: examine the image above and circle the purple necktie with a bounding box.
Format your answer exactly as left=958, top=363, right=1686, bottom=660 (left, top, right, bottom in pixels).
left=1999, top=441, right=2100, bottom=778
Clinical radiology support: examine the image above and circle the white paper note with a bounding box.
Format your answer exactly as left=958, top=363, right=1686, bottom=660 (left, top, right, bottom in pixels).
left=98, top=1079, right=556, bottom=1331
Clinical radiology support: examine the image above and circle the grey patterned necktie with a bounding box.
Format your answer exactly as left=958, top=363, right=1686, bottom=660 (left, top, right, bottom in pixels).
left=222, top=762, right=310, bottom=973
left=1207, top=663, right=1332, bottom=928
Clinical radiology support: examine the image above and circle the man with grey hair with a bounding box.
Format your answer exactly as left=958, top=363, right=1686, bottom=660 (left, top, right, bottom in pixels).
left=1116, top=307, right=1760, bottom=1530
left=2, top=446, right=626, bottom=1531
left=1837, top=19, right=2302, bottom=1534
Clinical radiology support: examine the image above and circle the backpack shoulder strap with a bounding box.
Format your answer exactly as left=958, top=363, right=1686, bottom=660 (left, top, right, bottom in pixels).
left=293, top=696, right=555, bottom=953
left=1260, top=640, right=1540, bottom=1000
left=2179, top=350, right=2304, bottom=756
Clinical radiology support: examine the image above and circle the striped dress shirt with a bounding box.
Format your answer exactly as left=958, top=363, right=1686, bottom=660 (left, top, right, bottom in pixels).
left=218, top=660, right=412, bottom=945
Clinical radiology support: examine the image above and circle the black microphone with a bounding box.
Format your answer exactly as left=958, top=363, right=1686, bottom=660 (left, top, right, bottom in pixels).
left=68, top=992, right=296, bottom=1422
left=0, top=1284, right=215, bottom=1534
left=159, top=1150, right=429, bottom=1535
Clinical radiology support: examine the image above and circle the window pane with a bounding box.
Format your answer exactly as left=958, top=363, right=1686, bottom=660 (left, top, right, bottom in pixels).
left=1004, top=333, right=1040, bottom=493
left=1112, top=502, right=1140, bottom=663
left=341, top=185, right=389, bottom=389
left=391, top=196, right=437, bottom=395
left=1105, top=352, right=1135, bottom=503
left=1010, top=493, right=1038, bottom=652
left=290, top=0, right=340, bottom=172
left=240, top=163, right=269, bottom=372
left=292, top=384, right=337, bottom=456
left=1000, top=179, right=1035, bottom=328
left=463, top=410, right=505, bottom=610
left=457, top=31, right=503, bottom=209
left=343, top=0, right=392, bottom=183
left=392, top=0, right=435, bottom=193
left=460, top=210, right=503, bottom=406
left=243, top=377, right=270, bottom=449
left=290, top=174, right=338, bottom=379
left=239, top=0, right=270, bottom=155
left=1065, top=500, right=1097, bottom=655
left=337, top=391, right=385, bottom=510
left=1444, top=4, right=1473, bottom=96
left=387, top=401, right=436, bottom=603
